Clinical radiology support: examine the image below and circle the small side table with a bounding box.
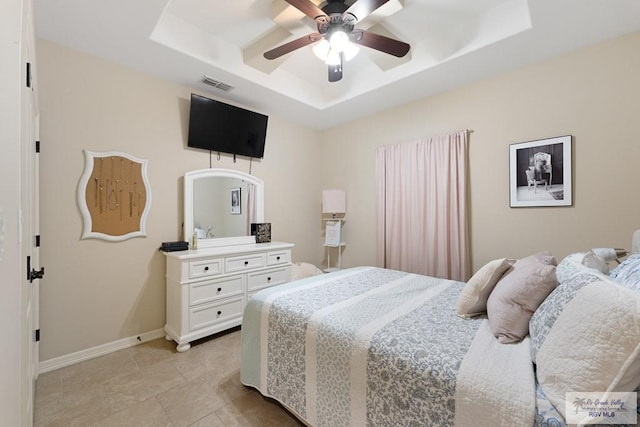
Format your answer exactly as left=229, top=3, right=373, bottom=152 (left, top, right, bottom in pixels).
left=323, top=242, right=346, bottom=272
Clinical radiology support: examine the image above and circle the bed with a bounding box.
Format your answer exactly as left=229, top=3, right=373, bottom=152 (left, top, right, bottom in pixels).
left=241, top=249, right=640, bottom=426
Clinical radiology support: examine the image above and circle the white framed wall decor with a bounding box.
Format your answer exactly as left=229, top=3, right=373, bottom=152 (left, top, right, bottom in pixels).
left=77, top=150, right=151, bottom=241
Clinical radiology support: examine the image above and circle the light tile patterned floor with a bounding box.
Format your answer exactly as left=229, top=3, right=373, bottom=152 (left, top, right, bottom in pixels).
left=34, top=328, right=304, bottom=427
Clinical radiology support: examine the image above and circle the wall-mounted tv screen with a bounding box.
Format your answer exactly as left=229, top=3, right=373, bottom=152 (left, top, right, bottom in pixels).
left=187, top=93, right=268, bottom=158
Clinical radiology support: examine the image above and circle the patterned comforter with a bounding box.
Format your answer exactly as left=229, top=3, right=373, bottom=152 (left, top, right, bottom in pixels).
left=240, top=267, right=536, bottom=427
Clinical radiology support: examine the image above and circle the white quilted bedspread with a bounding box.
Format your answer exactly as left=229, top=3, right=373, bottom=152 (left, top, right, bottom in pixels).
left=241, top=267, right=536, bottom=427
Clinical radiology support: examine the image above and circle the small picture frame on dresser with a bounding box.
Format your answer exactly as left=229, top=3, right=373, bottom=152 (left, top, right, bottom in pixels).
left=251, top=223, right=271, bottom=243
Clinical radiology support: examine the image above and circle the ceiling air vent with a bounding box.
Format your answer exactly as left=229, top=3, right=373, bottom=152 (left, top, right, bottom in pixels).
left=201, top=75, right=234, bottom=92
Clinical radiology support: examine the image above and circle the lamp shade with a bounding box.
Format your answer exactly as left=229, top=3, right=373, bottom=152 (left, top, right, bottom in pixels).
left=312, top=39, right=330, bottom=61
left=313, top=39, right=359, bottom=63
left=322, top=189, right=346, bottom=215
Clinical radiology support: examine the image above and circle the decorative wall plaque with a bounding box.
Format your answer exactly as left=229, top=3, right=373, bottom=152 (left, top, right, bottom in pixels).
left=77, top=150, right=151, bottom=241
left=251, top=222, right=271, bottom=243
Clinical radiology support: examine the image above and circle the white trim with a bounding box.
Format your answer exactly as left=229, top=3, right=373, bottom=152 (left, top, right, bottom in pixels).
left=38, top=328, right=165, bottom=374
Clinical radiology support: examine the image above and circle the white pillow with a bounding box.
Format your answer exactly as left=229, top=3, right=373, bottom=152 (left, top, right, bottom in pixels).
left=610, top=253, right=640, bottom=291
left=536, top=281, right=640, bottom=419
left=456, top=258, right=513, bottom=318
left=582, top=250, right=609, bottom=274
left=291, top=262, right=324, bottom=281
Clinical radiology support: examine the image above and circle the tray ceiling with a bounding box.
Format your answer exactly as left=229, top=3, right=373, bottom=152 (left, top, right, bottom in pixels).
left=34, top=0, right=640, bottom=129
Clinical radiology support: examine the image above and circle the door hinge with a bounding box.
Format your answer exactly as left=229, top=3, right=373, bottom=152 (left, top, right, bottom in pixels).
left=34, top=329, right=40, bottom=342
left=26, top=256, right=45, bottom=283
left=35, top=235, right=41, bottom=247
left=26, top=62, right=31, bottom=88
left=35, top=140, right=40, bottom=153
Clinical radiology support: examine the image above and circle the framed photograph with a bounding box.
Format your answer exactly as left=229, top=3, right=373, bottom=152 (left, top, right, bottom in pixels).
left=251, top=222, right=272, bottom=243
left=325, top=220, right=341, bottom=246
left=230, top=187, right=241, bottom=214
left=509, top=135, right=572, bottom=207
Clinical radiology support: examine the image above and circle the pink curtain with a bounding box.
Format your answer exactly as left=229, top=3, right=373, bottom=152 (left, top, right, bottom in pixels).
left=376, top=130, right=470, bottom=281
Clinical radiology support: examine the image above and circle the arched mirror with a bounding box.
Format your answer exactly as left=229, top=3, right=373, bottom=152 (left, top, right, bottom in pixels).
left=184, top=169, right=264, bottom=248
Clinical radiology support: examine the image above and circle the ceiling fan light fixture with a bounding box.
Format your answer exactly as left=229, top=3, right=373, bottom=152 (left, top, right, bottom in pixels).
left=262, top=0, right=409, bottom=82
left=343, top=43, right=359, bottom=61
left=312, top=39, right=331, bottom=61
left=329, top=30, right=349, bottom=52
left=326, top=49, right=341, bottom=66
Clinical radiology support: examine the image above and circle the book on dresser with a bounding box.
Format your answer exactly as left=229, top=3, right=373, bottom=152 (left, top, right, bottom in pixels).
left=163, top=241, right=294, bottom=352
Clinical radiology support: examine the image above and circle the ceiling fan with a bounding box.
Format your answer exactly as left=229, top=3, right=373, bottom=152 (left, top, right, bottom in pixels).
left=263, top=0, right=410, bottom=82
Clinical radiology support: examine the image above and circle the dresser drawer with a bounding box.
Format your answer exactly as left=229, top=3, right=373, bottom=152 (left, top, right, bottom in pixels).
left=225, top=253, right=266, bottom=273
left=189, top=258, right=223, bottom=279
left=267, top=250, right=291, bottom=266
left=189, top=275, right=244, bottom=306
left=247, top=266, right=291, bottom=292
left=189, top=298, right=243, bottom=332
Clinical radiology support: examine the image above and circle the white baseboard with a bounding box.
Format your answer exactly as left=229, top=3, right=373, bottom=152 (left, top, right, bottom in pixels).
left=38, top=328, right=166, bottom=374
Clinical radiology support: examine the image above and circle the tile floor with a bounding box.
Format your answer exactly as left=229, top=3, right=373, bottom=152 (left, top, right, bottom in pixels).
left=34, top=328, right=304, bottom=427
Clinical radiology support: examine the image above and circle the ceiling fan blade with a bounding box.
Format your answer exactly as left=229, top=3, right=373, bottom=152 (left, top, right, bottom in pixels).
left=264, top=33, right=322, bottom=60
left=344, top=0, right=390, bottom=21
left=351, top=30, right=410, bottom=57
left=284, top=0, right=327, bottom=21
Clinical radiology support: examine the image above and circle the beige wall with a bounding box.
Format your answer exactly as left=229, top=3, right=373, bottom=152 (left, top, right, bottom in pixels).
left=321, top=31, right=640, bottom=272
left=38, top=30, right=640, bottom=362
left=37, top=39, right=323, bottom=361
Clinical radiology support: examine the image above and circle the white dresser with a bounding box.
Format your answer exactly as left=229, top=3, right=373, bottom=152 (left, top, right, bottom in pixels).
left=164, top=241, right=294, bottom=351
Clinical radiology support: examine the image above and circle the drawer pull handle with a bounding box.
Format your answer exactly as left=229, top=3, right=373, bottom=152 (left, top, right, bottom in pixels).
left=276, top=256, right=281, bottom=260
left=267, top=277, right=271, bottom=281
left=244, top=261, right=249, bottom=266
left=204, top=266, right=209, bottom=271
left=217, top=310, right=222, bottom=316
left=217, top=287, right=222, bottom=292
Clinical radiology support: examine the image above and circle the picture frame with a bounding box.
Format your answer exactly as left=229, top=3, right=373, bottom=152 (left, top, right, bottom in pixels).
left=230, top=187, right=241, bottom=214
left=325, top=220, right=342, bottom=246
left=251, top=222, right=272, bottom=243
left=77, top=150, right=152, bottom=241
left=509, top=135, right=572, bottom=207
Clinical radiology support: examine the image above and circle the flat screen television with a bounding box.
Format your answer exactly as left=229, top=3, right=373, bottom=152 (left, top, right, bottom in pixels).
left=187, top=93, right=268, bottom=158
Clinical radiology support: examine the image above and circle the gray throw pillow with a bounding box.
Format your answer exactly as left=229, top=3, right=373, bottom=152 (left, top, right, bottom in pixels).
left=487, top=254, right=558, bottom=343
